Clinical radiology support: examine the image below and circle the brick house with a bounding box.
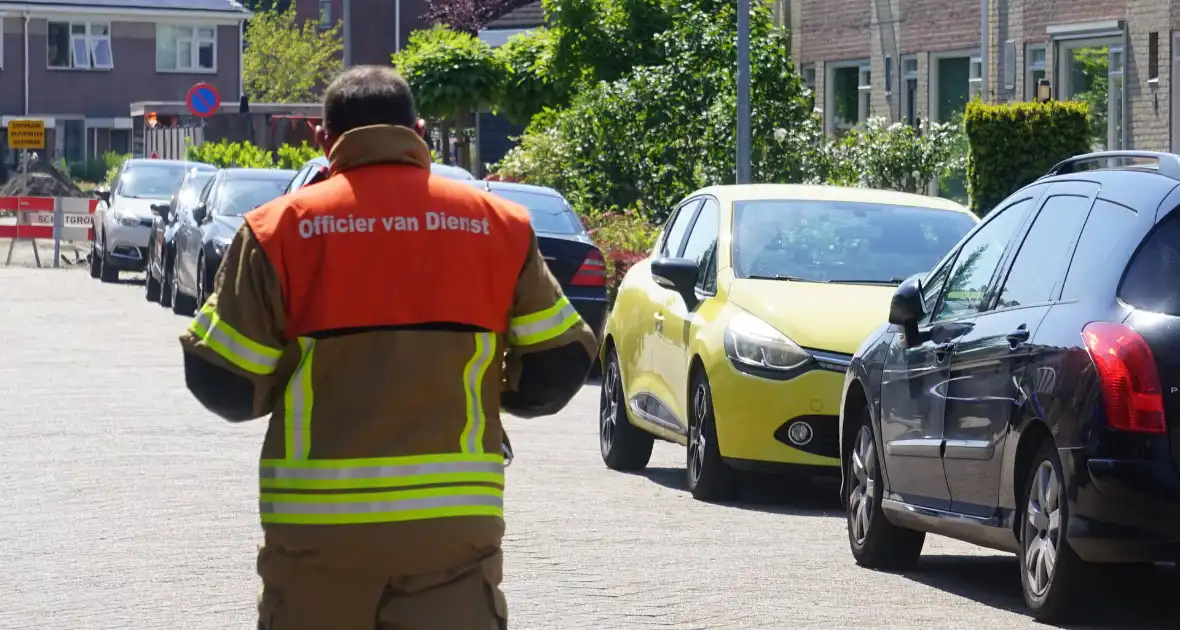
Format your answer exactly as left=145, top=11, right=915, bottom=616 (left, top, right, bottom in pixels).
left=782, top=0, right=1178, bottom=153
left=0, top=0, right=251, bottom=162
left=294, top=0, right=431, bottom=65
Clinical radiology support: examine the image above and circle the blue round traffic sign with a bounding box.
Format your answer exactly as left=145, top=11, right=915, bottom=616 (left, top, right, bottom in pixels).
left=186, top=82, right=221, bottom=118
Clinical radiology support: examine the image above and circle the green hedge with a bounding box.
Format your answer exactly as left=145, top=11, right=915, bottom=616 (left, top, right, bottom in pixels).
left=964, top=100, right=1090, bottom=216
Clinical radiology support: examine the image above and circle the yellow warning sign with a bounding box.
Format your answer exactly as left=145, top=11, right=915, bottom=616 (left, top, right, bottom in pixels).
left=8, top=120, right=45, bottom=150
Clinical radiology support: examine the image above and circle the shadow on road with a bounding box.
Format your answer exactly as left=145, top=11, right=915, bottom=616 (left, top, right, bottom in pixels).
left=896, top=555, right=1180, bottom=628
left=629, top=466, right=842, bottom=518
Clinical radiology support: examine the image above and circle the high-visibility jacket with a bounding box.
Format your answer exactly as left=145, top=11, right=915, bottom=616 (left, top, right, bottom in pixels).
left=179, top=124, right=597, bottom=577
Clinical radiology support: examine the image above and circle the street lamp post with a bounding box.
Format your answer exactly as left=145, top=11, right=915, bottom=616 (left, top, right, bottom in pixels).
left=736, top=0, right=751, bottom=185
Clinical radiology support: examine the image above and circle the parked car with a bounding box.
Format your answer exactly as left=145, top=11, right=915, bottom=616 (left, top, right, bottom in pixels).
left=461, top=180, right=609, bottom=341
left=285, top=158, right=609, bottom=335
left=168, top=168, right=295, bottom=315
left=839, top=151, right=1180, bottom=622
left=145, top=167, right=217, bottom=306
left=599, top=184, right=977, bottom=501
left=90, top=159, right=215, bottom=283
left=284, top=155, right=475, bottom=195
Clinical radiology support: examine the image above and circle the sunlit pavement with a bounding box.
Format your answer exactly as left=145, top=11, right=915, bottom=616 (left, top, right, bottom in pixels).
left=2, top=266, right=1177, bottom=629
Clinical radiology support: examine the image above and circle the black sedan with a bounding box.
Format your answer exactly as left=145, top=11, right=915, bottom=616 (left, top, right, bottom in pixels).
left=168, top=168, right=295, bottom=315
left=146, top=167, right=216, bottom=307
left=839, top=150, right=1180, bottom=622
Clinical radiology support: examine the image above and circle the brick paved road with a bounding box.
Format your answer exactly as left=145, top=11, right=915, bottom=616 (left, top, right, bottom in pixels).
left=2, top=267, right=1179, bottom=630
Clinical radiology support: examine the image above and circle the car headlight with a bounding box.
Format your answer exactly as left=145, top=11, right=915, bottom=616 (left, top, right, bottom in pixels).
left=723, top=310, right=813, bottom=374
left=114, top=211, right=140, bottom=227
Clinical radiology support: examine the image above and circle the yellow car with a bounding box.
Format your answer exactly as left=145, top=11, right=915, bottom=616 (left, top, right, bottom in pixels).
left=598, top=184, right=977, bottom=500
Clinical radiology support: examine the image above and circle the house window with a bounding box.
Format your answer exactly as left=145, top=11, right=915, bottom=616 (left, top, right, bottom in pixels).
left=319, top=0, right=333, bottom=28
left=801, top=64, right=816, bottom=93
left=156, top=25, right=217, bottom=72
left=47, top=22, right=113, bottom=70
left=968, top=56, right=983, bottom=100
left=1027, top=44, right=1046, bottom=100
left=1003, top=40, right=1017, bottom=90
left=826, top=60, right=870, bottom=134
left=884, top=56, right=893, bottom=96
left=901, top=56, right=918, bottom=127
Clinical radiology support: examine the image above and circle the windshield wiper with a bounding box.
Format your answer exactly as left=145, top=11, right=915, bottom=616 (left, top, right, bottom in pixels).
left=828, top=278, right=906, bottom=285
left=747, top=274, right=826, bottom=282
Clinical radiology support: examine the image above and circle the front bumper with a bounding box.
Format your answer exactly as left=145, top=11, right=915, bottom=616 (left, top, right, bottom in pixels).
left=104, top=220, right=152, bottom=270
left=1064, top=451, right=1180, bottom=563
left=708, top=362, right=843, bottom=469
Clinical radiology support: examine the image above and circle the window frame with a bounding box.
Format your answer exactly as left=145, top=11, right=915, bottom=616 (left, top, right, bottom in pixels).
left=824, top=58, right=870, bottom=134
left=1026, top=43, right=1047, bottom=101
left=990, top=193, right=1096, bottom=312
left=1055, top=34, right=1127, bottom=150
left=926, top=191, right=1042, bottom=323
left=928, top=49, right=981, bottom=122
left=156, top=24, right=218, bottom=74
left=968, top=55, right=983, bottom=100
left=901, top=55, right=919, bottom=127
left=801, top=64, right=817, bottom=93
left=657, top=197, right=704, bottom=258
left=319, top=0, right=333, bottom=28
left=680, top=196, right=721, bottom=295
left=47, top=21, right=113, bottom=71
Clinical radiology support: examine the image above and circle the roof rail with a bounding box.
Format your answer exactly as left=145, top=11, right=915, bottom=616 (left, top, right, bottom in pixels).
left=1045, top=151, right=1180, bottom=181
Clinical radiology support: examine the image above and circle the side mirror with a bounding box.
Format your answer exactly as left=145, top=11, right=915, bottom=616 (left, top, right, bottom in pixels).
left=150, top=203, right=170, bottom=219
left=651, top=258, right=700, bottom=309
left=95, top=188, right=111, bottom=204
left=888, top=277, right=925, bottom=348
left=192, top=203, right=208, bottom=224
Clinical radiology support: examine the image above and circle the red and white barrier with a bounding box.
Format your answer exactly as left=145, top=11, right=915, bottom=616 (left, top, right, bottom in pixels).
left=0, top=196, right=98, bottom=267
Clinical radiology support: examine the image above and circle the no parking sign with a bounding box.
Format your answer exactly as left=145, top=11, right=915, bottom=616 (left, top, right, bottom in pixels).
left=186, top=83, right=221, bottom=118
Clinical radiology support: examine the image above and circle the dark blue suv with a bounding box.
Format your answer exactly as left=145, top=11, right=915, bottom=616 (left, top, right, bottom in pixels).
left=838, top=151, right=1180, bottom=622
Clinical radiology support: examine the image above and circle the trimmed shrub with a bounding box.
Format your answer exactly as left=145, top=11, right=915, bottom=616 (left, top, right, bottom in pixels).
left=964, top=100, right=1090, bottom=216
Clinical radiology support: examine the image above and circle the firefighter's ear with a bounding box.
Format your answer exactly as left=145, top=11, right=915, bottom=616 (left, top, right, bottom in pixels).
left=315, top=125, right=336, bottom=156
left=415, top=119, right=428, bottom=140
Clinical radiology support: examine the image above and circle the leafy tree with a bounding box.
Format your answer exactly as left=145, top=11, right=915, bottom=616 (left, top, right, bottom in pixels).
left=543, top=0, right=674, bottom=91
left=392, top=25, right=507, bottom=121
left=238, top=0, right=292, bottom=12
left=493, top=28, right=566, bottom=125
left=425, top=0, right=533, bottom=34
left=242, top=7, right=344, bottom=103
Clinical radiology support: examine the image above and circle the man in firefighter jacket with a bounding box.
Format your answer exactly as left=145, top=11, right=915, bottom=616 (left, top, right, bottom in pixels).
left=179, top=65, right=597, bottom=629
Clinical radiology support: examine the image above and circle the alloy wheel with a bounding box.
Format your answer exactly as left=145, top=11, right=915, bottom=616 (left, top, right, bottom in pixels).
left=688, top=383, right=709, bottom=485
left=1025, top=460, right=1061, bottom=598
left=848, top=425, right=877, bottom=546
left=599, top=360, right=619, bottom=455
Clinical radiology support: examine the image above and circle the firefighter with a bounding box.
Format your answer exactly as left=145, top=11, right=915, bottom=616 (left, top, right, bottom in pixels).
left=179, top=65, right=597, bottom=630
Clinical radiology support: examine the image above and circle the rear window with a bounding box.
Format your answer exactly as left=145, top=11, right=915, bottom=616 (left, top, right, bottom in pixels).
left=1120, top=212, right=1180, bottom=315
left=491, top=189, right=582, bottom=235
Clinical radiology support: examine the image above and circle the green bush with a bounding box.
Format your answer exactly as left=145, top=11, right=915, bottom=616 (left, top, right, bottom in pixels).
left=964, top=100, right=1090, bottom=216
left=276, top=141, right=322, bottom=170
left=102, top=152, right=131, bottom=185
left=186, top=138, right=276, bottom=168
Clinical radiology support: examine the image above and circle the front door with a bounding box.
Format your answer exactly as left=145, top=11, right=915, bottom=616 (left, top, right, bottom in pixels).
left=943, top=184, right=1096, bottom=517
left=653, top=197, right=719, bottom=429
left=880, top=190, right=1039, bottom=509
left=631, top=197, right=703, bottom=435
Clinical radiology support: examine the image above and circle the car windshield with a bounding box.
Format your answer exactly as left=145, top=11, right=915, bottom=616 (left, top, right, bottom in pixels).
left=732, top=199, right=977, bottom=284
left=490, top=189, right=582, bottom=235
left=218, top=177, right=291, bottom=216
left=119, top=164, right=192, bottom=199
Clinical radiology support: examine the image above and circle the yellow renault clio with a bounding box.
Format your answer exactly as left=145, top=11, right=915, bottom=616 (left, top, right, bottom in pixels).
left=598, top=184, right=977, bottom=500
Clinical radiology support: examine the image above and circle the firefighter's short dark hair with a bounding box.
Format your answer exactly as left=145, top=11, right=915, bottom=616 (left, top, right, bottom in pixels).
left=322, top=65, right=417, bottom=135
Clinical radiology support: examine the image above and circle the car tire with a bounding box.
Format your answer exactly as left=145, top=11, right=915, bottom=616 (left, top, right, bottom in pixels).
left=686, top=370, right=736, bottom=502
left=170, top=265, right=197, bottom=317
left=88, top=241, right=101, bottom=279
left=1019, top=440, right=1090, bottom=623
left=159, top=253, right=174, bottom=308
left=847, top=406, right=925, bottom=570
left=598, top=348, right=653, bottom=471
left=196, top=255, right=210, bottom=308
left=99, top=246, right=119, bottom=284
left=145, top=251, right=161, bottom=302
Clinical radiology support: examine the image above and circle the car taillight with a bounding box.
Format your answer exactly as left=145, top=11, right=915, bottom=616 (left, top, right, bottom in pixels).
left=571, top=249, right=607, bottom=287
left=1081, top=322, right=1166, bottom=434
